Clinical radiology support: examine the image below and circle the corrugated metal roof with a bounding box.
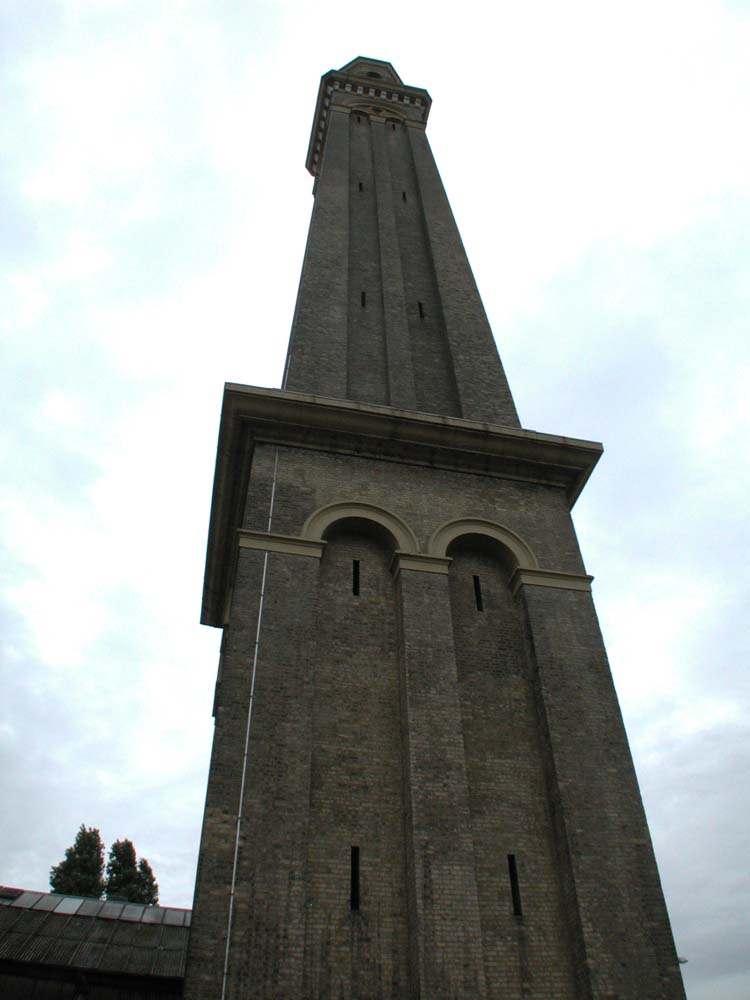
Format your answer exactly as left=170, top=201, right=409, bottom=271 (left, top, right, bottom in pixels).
left=0, top=887, right=190, bottom=979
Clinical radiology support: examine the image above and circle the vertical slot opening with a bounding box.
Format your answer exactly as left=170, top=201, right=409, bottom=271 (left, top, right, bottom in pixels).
left=418, top=301, right=425, bottom=319
left=508, top=854, right=522, bottom=917
left=402, top=191, right=407, bottom=202
left=350, top=846, right=360, bottom=911
left=391, top=122, right=396, bottom=131
left=473, top=575, right=484, bottom=612
left=361, top=291, right=366, bottom=308
left=356, top=115, right=361, bottom=124
left=352, top=560, right=360, bottom=596
left=358, top=181, right=363, bottom=192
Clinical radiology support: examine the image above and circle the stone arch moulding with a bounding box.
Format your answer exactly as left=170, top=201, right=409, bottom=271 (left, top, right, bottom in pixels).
left=427, top=517, right=538, bottom=569
left=302, top=501, right=419, bottom=554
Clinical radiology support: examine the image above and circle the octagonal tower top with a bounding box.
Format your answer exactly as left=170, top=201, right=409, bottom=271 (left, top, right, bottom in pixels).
left=305, top=57, right=432, bottom=176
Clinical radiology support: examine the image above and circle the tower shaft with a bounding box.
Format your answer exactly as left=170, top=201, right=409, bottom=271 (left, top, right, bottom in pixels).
left=185, top=58, right=686, bottom=1000
left=286, top=62, right=518, bottom=425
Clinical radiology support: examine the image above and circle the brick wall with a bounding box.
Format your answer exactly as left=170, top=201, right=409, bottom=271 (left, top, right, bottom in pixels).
left=449, top=536, right=579, bottom=997
left=301, top=521, right=409, bottom=996
left=347, top=116, right=389, bottom=405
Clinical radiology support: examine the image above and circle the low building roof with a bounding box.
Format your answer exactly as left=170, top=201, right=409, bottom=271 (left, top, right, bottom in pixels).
left=0, top=885, right=190, bottom=982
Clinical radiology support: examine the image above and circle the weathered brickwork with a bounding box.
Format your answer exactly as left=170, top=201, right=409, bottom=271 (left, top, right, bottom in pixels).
left=448, top=538, right=578, bottom=998
left=186, top=57, right=686, bottom=1000
left=347, top=116, right=389, bottom=405
left=286, top=108, right=349, bottom=401
left=385, top=119, right=460, bottom=415
left=188, top=548, right=319, bottom=998
left=301, top=524, right=409, bottom=997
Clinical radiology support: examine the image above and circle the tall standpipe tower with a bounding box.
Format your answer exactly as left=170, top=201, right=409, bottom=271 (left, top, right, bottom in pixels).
left=185, top=58, right=686, bottom=1000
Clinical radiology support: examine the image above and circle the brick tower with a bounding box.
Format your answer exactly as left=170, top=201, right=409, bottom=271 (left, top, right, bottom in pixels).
left=184, top=58, right=686, bottom=999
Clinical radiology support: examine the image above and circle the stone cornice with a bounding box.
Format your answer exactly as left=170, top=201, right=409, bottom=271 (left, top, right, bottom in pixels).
left=222, top=384, right=601, bottom=497
left=201, top=384, right=602, bottom=627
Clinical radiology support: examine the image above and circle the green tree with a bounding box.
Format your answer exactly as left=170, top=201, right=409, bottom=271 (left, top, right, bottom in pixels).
left=104, top=838, right=139, bottom=901
left=137, top=857, right=159, bottom=905
left=105, top=839, right=159, bottom=904
left=49, top=824, right=105, bottom=897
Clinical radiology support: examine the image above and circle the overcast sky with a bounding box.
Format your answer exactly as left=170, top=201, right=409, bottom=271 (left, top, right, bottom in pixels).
left=2, top=2, right=748, bottom=997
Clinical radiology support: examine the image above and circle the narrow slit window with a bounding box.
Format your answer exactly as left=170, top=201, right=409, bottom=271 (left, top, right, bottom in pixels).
left=350, top=846, right=360, bottom=911
left=356, top=115, right=361, bottom=123
left=391, top=122, right=396, bottom=131
left=402, top=191, right=407, bottom=202
left=352, top=560, right=360, bottom=596
left=361, top=291, right=366, bottom=307
left=508, top=854, right=523, bottom=917
left=473, top=575, right=484, bottom=612
left=418, top=301, right=425, bottom=319
left=358, top=181, right=363, bottom=192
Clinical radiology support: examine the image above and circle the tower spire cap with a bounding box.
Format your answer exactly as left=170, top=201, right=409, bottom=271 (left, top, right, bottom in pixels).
left=337, top=56, right=404, bottom=86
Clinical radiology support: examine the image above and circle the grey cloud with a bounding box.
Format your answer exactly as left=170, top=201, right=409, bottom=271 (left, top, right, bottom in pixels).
left=0, top=578, right=213, bottom=904
left=638, top=722, right=750, bottom=994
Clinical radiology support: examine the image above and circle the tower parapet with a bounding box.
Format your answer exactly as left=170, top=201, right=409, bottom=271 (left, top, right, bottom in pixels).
left=306, top=57, right=431, bottom=177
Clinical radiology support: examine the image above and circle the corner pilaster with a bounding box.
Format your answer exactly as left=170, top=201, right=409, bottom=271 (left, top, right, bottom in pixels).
left=395, top=566, right=487, bottom=999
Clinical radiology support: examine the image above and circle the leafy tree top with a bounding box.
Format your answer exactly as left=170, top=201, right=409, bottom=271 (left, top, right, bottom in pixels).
left=49, top=824, right=105, bottom=898
left=105, top=838, right=159, bottom=904
left=137, top=857, right=159, bottom=905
